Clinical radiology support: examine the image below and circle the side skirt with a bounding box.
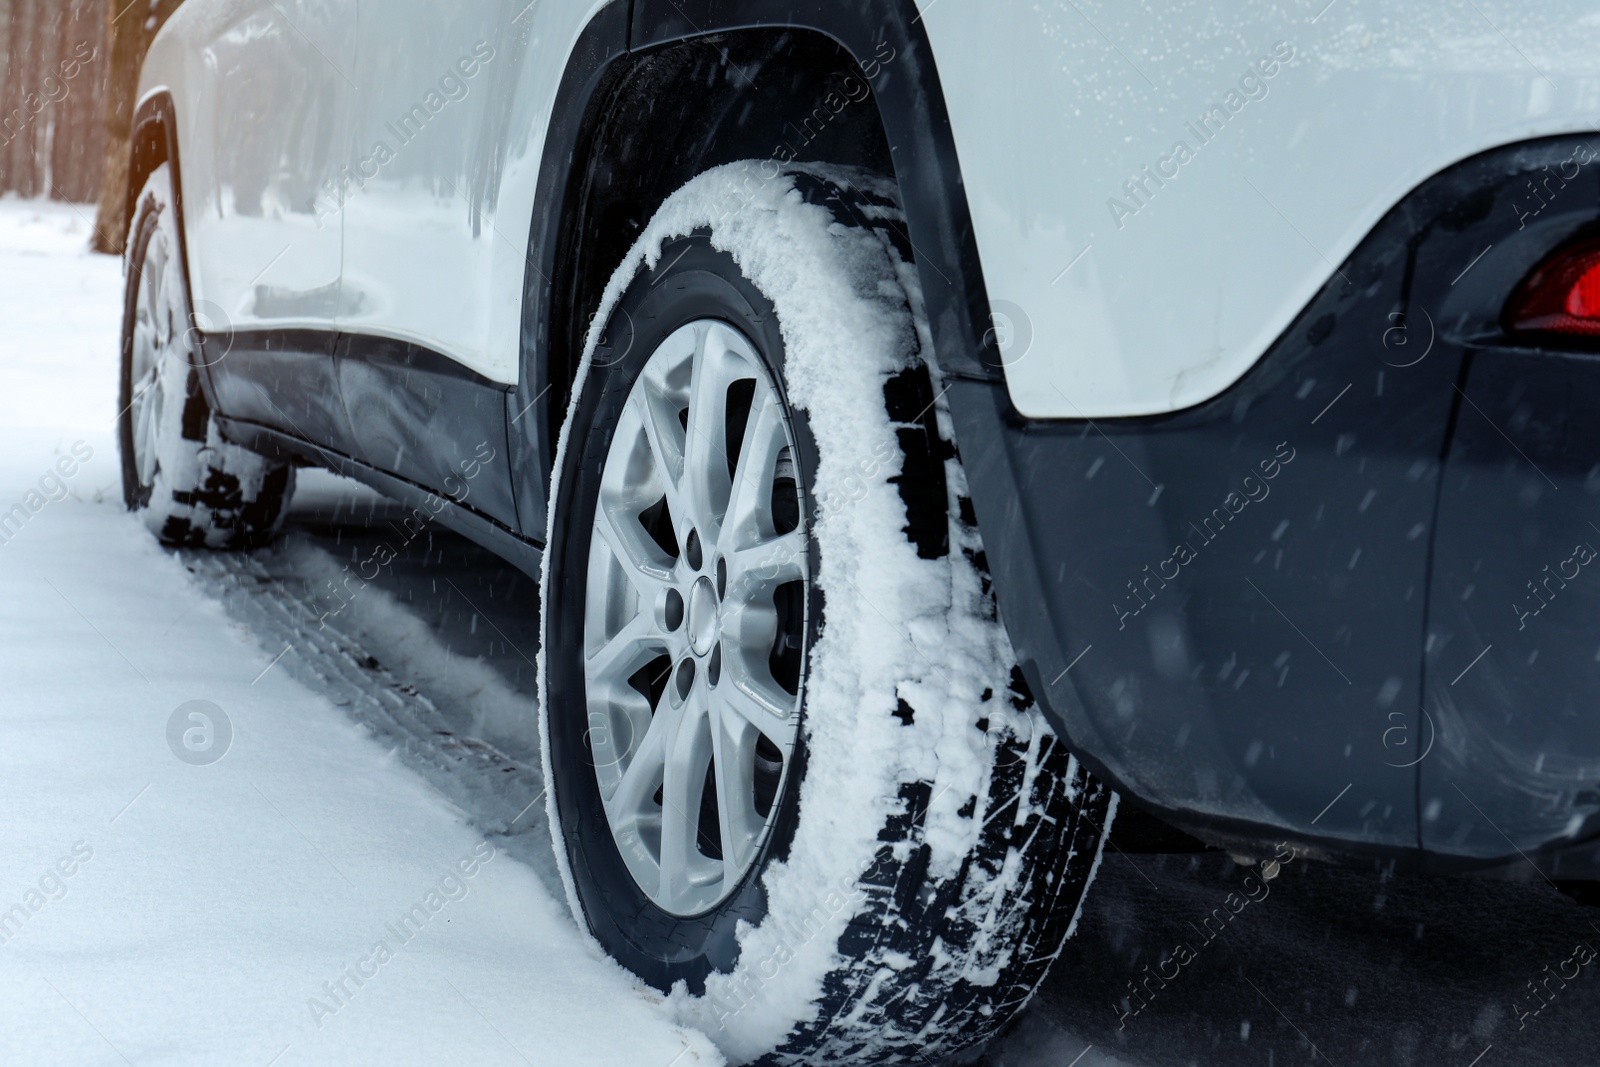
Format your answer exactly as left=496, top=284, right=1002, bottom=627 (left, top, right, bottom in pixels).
left=216, top=416, right=544, bottom=580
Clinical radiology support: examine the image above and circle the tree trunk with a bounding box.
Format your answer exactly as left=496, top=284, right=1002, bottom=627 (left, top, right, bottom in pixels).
left=1, top=0, right=43, bottom=198
left=0, top=1, right=115, bottom=215
left=91, top=0, right=182, bottom=254
left=52, top=0, right=111, bottom=204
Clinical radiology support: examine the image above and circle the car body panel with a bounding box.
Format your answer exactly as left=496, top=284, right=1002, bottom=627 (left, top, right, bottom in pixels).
left=338, top=7, right=504, bottom=365
left=1392, top=144, right=1600, bottom=863
left=140, top=0, right=357, bottom=451
left=341, top=0, right=524, bottom=383
left=203, top=329, right=355, bottom=455
left=955, top=135, right=1600, bottom=867
left=919, top=0, right=1600, bottom=418
left=146, top=0, right=353, bottom=332
left=947, top=225, right=1453, bottom=854
left=143, top=0, right=614, bottom=388
left=137, top=0, right=1600, bottom=869
left=332, top=0, right=613, bottom=384
left=1425, top=348, right=1600, bottom=858
left=335, top=334, right=518, bottom=528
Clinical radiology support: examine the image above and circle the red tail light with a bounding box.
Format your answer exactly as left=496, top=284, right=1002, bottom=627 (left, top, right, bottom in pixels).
left=1506, top=239, right=1600, bottom=337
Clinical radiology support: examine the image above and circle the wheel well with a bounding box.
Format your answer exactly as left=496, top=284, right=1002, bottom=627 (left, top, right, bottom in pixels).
left=548, top=29, right=896, bottom=454
left=124, top=98, right=174, bottom=249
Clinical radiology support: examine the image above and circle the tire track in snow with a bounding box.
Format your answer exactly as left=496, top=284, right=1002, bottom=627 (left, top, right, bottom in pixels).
left=175, top=476, right=562, bottom=895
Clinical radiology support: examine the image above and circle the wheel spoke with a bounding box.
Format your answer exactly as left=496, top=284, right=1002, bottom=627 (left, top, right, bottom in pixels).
left=629, top=388, right=691, bottom=533
left=609, top=702, right=668, bottom=818
left=133, top=370, right=163, bottom=486
left=715, top=668, right=796, bottom=746
left=131, top=353, right=158, bottom=407
left=682, top=325, right=740, bottom=542
left=725, top=528, right=808, bottom=599
left=584, top=610, right=667, bottom=686
left=710, top=702, right=767, bottom=879
left=585, top=682, right=654, bottom=790
left=722, top=389, right=790, bottom=553
left=142, top=237, right=169, bottom=347
left=591, top=498, right=674, bottom=603
left=132, top=308, right=157, bottom=357
left=657, top=693, right=714, bottom=906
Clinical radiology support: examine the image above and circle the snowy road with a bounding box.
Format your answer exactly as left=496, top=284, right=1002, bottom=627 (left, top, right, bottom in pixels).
left=993, top=849, right=1600, bottom=1066
left=3, top=199, right=1597, bottom=1066
left=0, top=202, right=718, bottom=1065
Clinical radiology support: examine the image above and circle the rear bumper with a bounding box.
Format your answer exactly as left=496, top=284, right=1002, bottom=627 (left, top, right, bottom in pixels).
left=950, top=135, right=1600, bottom=872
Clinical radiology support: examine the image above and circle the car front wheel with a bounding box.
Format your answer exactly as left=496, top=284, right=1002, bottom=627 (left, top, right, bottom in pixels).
left=118, top=162, right=294, bottom=548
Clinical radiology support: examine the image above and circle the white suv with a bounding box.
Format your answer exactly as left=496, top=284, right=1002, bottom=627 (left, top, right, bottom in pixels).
left=121, top=3, right=1600, bottom=1062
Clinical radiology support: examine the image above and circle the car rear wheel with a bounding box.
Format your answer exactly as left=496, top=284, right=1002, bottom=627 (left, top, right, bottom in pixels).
left=540, top=163, right=1116, bottom=1065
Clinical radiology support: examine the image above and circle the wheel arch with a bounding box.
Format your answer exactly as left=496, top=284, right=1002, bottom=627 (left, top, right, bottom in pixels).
left=125, top=90, right=178, bottom=256
left=124, top=88, right=219, bottom=413
left=512, top=0, right=1002, bottom=536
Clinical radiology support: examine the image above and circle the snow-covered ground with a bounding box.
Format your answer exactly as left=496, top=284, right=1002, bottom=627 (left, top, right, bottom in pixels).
left=0, top=199, right=718, bottom=1066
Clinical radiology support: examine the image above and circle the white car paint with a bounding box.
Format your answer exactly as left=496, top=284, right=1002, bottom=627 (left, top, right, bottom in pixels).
left=143, top=0, right=1600, bottom=413
left=336, top=0, right=600, bottom=383
left=922, top=0, right=1600, bottom=417
left=140, top=0, right=607, bottom=384
left=148, top=0, right=353, bottom=330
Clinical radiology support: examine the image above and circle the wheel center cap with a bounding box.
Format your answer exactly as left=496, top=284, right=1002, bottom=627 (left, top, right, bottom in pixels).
left=686, top=576, right=719, bottom=657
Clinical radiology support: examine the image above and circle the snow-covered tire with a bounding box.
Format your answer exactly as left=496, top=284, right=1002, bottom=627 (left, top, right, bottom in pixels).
left=118, top=162, right=294, bottom=548
left=540, top=163, right=1115, bottom=1065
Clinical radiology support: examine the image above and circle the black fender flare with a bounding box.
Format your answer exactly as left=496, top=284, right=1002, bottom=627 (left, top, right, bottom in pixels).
left=508, top=0, right=1002, bottom=537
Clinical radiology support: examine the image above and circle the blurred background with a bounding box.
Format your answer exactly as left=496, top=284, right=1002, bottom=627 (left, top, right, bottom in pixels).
left=0, top=0, right=180, bottom=245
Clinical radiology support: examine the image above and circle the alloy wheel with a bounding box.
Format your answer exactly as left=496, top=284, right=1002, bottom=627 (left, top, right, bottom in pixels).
left=128, top=218, right=177, bottom=494
left=582, top=319, right=808, bottom=917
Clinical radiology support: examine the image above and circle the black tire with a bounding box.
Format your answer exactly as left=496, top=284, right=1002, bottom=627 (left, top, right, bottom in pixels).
left=118, top=163, right=295, bottom=549
left=540, top=163, right=1115, bottom=1065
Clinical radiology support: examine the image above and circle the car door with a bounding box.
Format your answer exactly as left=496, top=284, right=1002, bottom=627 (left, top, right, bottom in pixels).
left=335, top=0, right=521, bottom=527
left=183, top=0, right=358, bottom=453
